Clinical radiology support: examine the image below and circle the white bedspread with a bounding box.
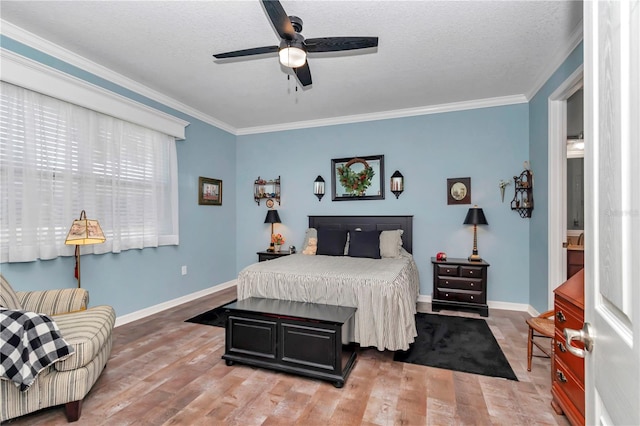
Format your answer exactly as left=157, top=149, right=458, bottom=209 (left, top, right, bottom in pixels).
left=237, top=251, right=420, bottom=351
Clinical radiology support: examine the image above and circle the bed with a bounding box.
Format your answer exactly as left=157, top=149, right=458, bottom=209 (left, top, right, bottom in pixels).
left=237, top=215, right=419, bottom=351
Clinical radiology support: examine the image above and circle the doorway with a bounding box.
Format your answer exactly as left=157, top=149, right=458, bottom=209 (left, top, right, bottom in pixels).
left=547, top=66, right=583, bottom=309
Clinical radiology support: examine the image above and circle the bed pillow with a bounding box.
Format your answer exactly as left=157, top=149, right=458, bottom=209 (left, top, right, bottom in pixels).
left=379, top=229, right=404, bottom=258
left=301, top=228, right=317, bottom=254
left=348, top=230, right=381, bottom=259
left=316, top=228, right=348, bottom=256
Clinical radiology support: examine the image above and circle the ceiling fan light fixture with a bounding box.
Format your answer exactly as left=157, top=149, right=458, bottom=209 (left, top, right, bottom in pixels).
left=279, top=46, right=306, bottom=68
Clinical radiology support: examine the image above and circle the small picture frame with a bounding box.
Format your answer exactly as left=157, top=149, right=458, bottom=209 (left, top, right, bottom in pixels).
left=199, top=177, right=222, bottom=206
left=447, top=177, right=471, bottom=205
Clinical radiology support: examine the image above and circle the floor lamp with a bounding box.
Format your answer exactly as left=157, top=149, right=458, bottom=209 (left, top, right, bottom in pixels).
left=65, top=210, right=106, bottom=288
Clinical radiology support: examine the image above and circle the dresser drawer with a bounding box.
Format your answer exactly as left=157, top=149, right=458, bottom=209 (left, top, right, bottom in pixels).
left=437, top=276, right=483, bottom=291
left=459, top=266, right=484, bottom=278
left=553, top=356, right=585, bottom=416
left=555, top=330, right=584, bottom=382
left=436, top=264, right=459, bottom=276
left=435, top=289, right=484, bottom=304
left=555, top=298, right=583, bottom=332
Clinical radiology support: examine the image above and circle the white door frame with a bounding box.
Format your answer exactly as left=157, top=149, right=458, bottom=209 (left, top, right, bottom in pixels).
left=547, top=65, right=584, bottom=309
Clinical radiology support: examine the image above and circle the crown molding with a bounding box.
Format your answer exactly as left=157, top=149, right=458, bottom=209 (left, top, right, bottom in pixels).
left=1, top=19, right=236, bottom=135
left=236, top=94, right=528, bottom=135
left=1, top=48, right=190, bottom=139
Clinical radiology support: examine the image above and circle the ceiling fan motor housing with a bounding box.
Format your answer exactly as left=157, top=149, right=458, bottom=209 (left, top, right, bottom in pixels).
left=289, top=16, right=303, bottom=33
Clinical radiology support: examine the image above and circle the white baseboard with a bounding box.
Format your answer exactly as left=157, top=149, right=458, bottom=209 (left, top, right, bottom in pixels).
left=115, top=287, right=537, bottom=328
left=114, top=279, right=236, bottom=327
left=417, top=294, right=534, bottom=314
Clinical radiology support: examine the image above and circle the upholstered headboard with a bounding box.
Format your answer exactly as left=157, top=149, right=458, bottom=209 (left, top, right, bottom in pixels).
left=308, top=215, right=413, bottom=254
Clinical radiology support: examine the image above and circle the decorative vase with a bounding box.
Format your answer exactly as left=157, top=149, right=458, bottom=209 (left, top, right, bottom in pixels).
left=274, top=244, right=281, bottom=252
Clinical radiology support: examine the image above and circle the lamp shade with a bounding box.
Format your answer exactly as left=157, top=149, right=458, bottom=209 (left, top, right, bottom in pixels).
left=264, top=209, right=282, bottom=224
left=65, top=210, right=106, bottom=245
left=463, top=206, right=488, bottom=226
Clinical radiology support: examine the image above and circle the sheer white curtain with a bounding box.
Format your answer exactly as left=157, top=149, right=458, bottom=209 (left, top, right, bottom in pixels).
left=0, top=82, right=179, bottom=263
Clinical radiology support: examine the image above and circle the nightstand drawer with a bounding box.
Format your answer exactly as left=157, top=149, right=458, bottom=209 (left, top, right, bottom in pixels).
left=459, top=266, right=484, bottom=278
left=435, top=288, right=484, bottom=304
left=436, top=265, right=459, bottom=276
left=437, top=277, right=482, bottom=291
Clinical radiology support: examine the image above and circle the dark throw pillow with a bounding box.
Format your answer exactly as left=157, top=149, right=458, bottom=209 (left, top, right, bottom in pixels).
left=348, top=230, right=381, bottom=259
left=316, top=228, right=348, bottom=256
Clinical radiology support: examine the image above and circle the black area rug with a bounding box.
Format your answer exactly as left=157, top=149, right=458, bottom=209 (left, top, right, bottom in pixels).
left=394, top=313, right=518, bottom=381
left=185, top=300, right=236, bottom=328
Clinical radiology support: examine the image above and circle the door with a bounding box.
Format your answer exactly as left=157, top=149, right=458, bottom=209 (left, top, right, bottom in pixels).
left=583, top=1, right=639, bottom=424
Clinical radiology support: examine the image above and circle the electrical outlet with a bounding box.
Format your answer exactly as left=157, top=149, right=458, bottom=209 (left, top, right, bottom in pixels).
left=181, top=265, right=187, bottom=275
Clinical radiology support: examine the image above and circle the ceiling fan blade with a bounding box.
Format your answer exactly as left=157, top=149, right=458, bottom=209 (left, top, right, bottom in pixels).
left=213, top=45, right=279, bottom=59
left=261, top=0, right=295, bottom=40
left=294, top=62, right=312, bottom=87
left=305, top=37, right=379, bottom=52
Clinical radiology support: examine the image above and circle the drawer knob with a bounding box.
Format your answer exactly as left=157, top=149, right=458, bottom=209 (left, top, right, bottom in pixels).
left=469, top=271, right=474, bottom=275
left=556, top=311, right=566, bottom=322
left=446, top=269, right=451, bottom=273
left=470, top=295, right=474, bottom=299
left=555, top=370, right=567, bottom=383
left=445, top=293, right=449, bottom=297
left=445, top=280, right=449, bottom=284
left=557, top=342, right=567, bottom=353
left=470, top=283, right=474, bottom=287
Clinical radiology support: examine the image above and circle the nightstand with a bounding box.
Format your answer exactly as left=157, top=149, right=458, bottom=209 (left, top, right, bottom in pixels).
left=431, top=257, right=490, bottom=317
left=257, top=250, right=291, bottom=262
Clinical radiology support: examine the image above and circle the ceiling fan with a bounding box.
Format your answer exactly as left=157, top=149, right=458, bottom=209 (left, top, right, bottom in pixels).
left=212, top=0, right=379, bottom=87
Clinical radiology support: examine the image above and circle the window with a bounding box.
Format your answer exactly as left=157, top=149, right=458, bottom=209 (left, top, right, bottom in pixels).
left=0, top=82, right=179, bottom=263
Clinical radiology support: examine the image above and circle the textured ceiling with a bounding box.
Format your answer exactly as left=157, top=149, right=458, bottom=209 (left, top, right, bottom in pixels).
left=0, top=1, right=583, bottom=134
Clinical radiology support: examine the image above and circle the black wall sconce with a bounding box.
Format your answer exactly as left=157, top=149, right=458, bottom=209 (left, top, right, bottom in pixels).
left=313, top=175, right=325, bottom=201
left=390, top=170, right=404, bottom=199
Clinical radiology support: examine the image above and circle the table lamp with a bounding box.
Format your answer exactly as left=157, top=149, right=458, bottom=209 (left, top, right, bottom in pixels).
left=264, top=209, right=281, bottom=251
left=463, top=205, right=488, bottom=262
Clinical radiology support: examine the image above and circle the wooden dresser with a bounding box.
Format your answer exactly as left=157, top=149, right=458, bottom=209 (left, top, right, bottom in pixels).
left=551, top=268, right=585, bottom=426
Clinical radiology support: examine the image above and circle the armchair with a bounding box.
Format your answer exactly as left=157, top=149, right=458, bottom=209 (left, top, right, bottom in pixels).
left=1, top=274, right=115, bottom=422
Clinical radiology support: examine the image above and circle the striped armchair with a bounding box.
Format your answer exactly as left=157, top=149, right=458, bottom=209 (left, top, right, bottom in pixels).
left=1, top=274, right=115, bottom=422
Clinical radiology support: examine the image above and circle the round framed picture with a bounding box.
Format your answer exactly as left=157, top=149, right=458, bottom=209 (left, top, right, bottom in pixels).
left=266, top=199, right=275, bottom=208
left=447, top=177, right=471, bottom=204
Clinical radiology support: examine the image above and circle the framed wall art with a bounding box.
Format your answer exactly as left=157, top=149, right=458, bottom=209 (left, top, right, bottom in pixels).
left=331, top=155, right=385, bottom=201
left=447, top=177, right=471, bottom=205
left=199, top=177, right=222, bottom=206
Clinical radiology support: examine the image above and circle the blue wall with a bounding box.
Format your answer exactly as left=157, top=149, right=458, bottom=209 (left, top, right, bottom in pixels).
left=237, top=105, right=531, bottom=303
left=0, top=37, right=238, bottom=316
left=1, top=33, right=584, bottom=317
left=528, top=42, right=584, bottom=312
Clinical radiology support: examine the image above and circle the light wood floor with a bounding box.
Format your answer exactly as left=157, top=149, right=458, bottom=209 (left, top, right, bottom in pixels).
left=5, top=287, right=571, bottom=425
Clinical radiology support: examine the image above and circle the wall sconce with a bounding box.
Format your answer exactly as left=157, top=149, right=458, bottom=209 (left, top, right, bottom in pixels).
left=65, top=210, right=106, bottom=288
left=313, top=175, right=325, bottom=201
left=390, top=170, right=404, bottom=199
left=463, top=205, right=488, bottom=262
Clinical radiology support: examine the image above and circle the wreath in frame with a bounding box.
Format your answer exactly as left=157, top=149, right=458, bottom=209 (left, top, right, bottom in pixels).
left=337, top=158, right=375, bottom=195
